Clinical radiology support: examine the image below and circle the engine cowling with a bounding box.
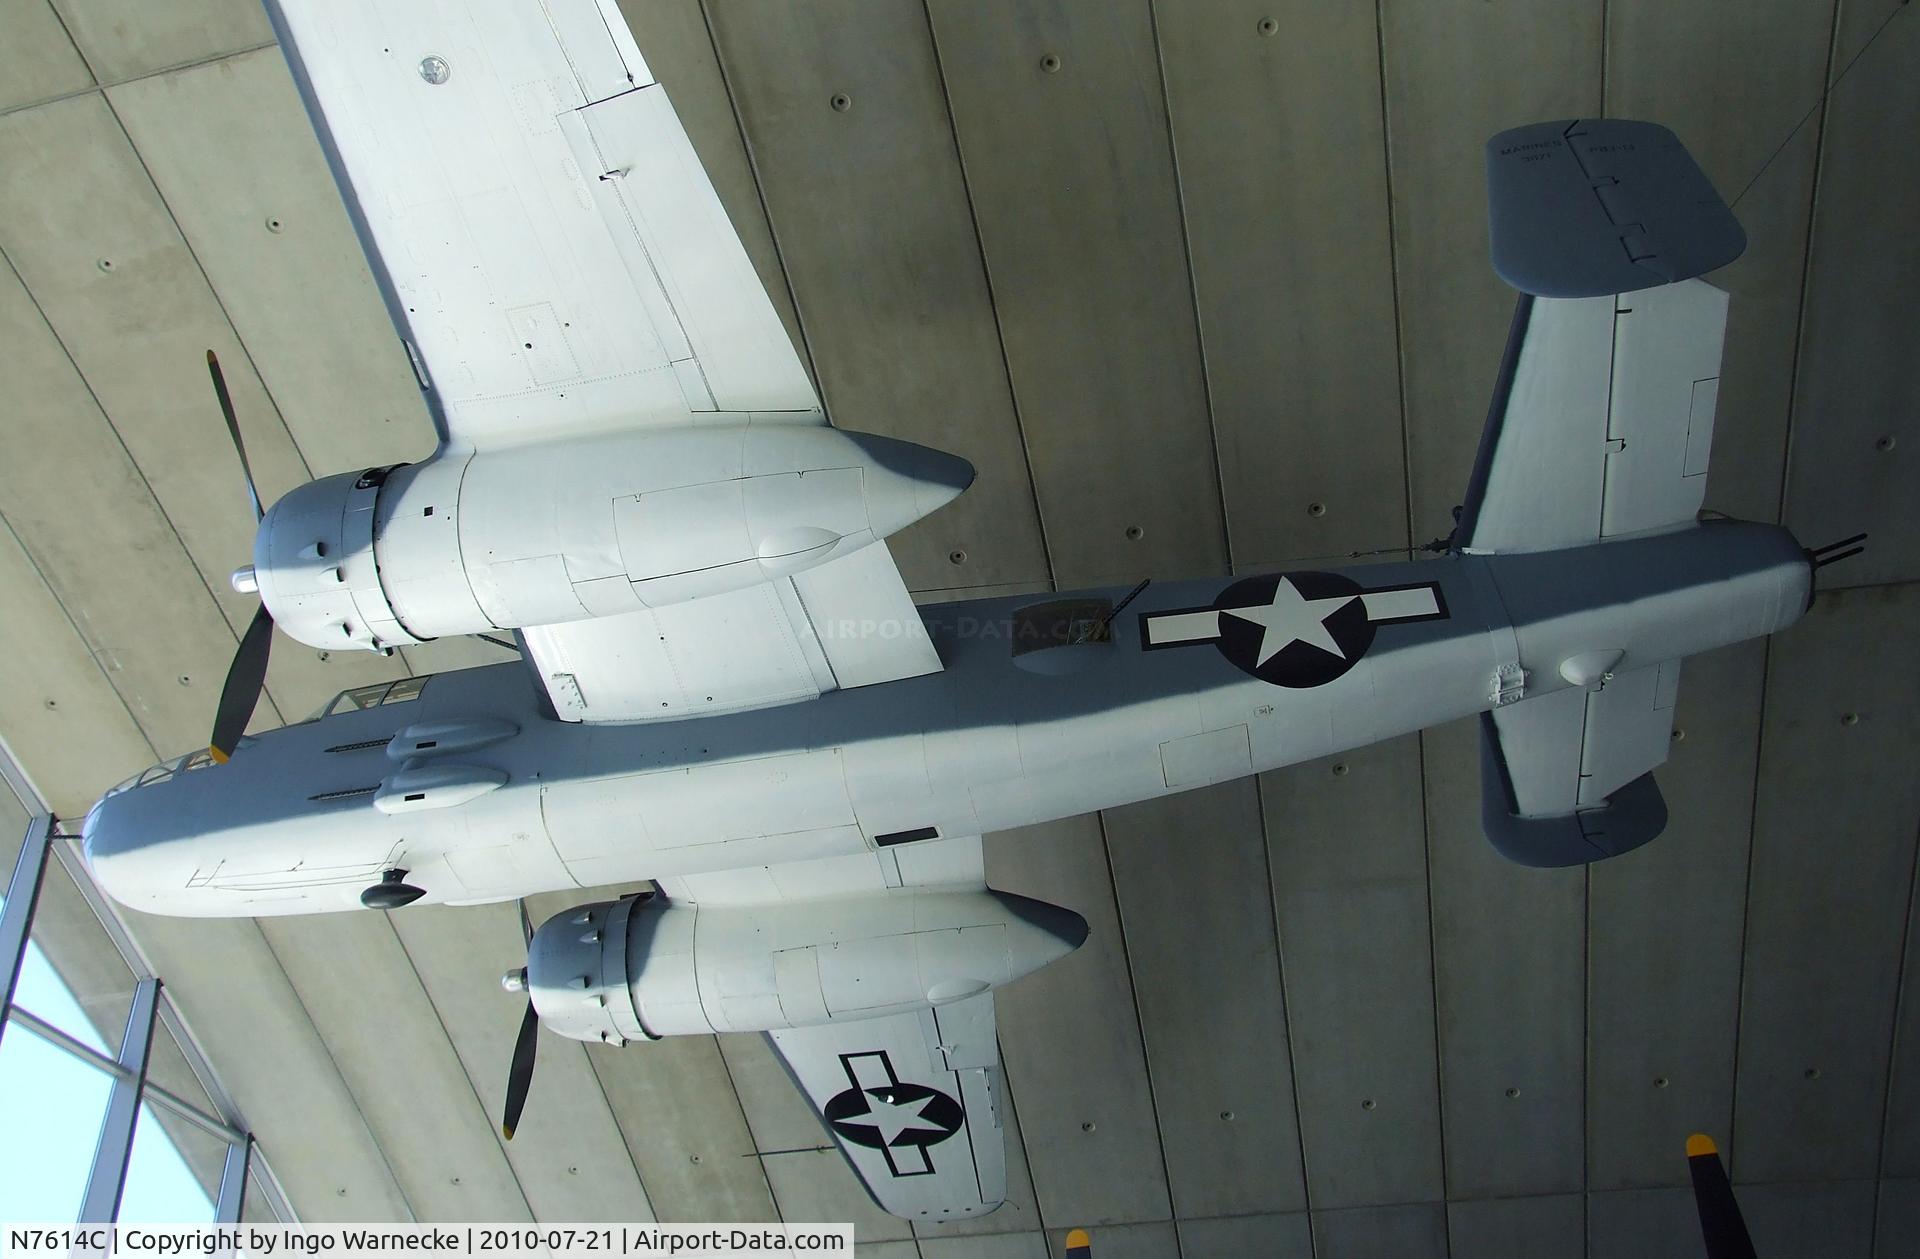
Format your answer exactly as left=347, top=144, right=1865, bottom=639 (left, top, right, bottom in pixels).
left=247, top=424, right=974, bottom=652
left=524, top=889, right=1088, bottom=1045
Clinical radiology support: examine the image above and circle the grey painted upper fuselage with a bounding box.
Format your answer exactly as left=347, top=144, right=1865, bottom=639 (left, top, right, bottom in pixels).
left=85, top=521, right=1810, bottom=917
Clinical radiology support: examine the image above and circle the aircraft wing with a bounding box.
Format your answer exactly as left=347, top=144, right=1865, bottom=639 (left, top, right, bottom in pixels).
left=768, top=995, right=1008, bottom=1220
left=267, top=0, right=819, bottom=451
left=271, top=1, right=945, bottom=721
left=662, top=836, right=1011, bottom=1220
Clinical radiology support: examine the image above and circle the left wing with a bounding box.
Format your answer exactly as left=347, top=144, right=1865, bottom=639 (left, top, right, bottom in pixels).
left=770, top=996, right=1007, bottom=1220
left=663, top=836, right=1012, bottom=1219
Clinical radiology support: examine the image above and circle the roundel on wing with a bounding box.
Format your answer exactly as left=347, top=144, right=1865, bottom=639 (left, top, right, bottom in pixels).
left=824, top=1082, right=965, bottom=1150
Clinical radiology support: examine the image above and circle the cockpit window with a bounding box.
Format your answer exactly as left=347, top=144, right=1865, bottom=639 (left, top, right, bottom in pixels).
left=104, top=746, right=218, bottom=798
left=311, top=673, right=430, bottom=720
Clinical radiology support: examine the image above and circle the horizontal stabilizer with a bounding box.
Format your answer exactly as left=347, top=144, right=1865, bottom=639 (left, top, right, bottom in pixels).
left=1487, top=119, right=1745, bottom=298
left=1478, top=661, right=1682, bottom=866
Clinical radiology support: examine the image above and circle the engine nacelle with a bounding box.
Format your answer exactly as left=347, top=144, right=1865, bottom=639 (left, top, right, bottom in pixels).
left=525, top=889, right=1087, bottom=1045
left=248, top=424, right=974, bottom=652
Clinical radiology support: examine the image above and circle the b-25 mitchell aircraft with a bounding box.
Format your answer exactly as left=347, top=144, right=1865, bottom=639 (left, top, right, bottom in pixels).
left=81, top=0, right=1848, bottom=1222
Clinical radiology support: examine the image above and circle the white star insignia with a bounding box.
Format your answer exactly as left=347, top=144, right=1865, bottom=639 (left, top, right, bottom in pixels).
left=1223, top=578, right=1355, bottom=665
left=836, top=1091, right=947, bottom=1147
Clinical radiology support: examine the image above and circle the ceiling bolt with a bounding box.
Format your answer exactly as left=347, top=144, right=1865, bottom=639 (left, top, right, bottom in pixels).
left=1505, top=1087, right=1521, bottom=1099
left=1361, top=1098, right=1376, bottom=1110
left=1081, top=1121, right=1097, bottom=1133
left=948, top=548, right=968, bottom=565
left=1307, top=501, right=1327, bottom=518
left=1040, top=53, right=1061, bottom=73
left=1876, top=435, right=1896, bottom=452
left=1331, top=762, right=1349, bottom=777
left=1258, top=17, right=1279, bottom=36
left=830, top=93, right=852, bottom=112
left=1841, top=712, right=1861, bottom=727
left=1124, top=524, right=1145, bottom=541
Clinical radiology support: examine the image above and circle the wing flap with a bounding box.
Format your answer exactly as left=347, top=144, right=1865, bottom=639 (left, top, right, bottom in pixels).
left=521, top=541, right=941, bottom=723
left=769, top=996, right=1007, bottom=1219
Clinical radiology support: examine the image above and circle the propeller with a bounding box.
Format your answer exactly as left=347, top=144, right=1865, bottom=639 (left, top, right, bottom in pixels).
left=1687, top=1133, right=1757, bottom=1259
left=205, top=350, right=275, bottom=764
left=501, top=899, right=538, bottom=1140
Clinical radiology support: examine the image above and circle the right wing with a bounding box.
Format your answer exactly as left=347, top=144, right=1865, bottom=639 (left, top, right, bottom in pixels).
left=268, top=0, right=819, bottom=450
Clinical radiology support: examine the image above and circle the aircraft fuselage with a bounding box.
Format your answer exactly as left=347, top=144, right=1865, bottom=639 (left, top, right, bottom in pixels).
left=84, top=521, right=1810, bottom=917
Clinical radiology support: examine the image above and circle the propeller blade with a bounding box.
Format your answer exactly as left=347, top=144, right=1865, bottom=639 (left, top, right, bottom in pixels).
left=209, top=604, right=274, bottom=764
left=502, top=1000, right=539, bottom=1141
left=519, top=898, right=535, bottom=946
left=206, top=349, right=263, bottom=522
left=1687, top=1134, right=1757, bottom=1259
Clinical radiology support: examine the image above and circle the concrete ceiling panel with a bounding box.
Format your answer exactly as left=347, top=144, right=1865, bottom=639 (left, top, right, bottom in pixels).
left=1586, top=1185, right=1702, bottom=1259
left=1585, top=641, right=1765, bottom=1191
left=1423, top=718, right=1586, bottom=1199
left=105, top=49, right=438, bottom=475
left=696, top=0, right=1051, bottom=594
left=258, top=912, right=532, bottom=1220
left=918, top=1232, right=1046, bottom=1259
left=0, top=93, right=406, bottom=726
left=1046, top=1221, right=1176, bottom=1259
left=1881, top=867, right=1920, bottom=1179
left=1736, top=1178, right=1875, bottom=1257
left=1310, top=1201, right=1446, bottom=1257
left=1785, top=3, right=1920, bottom=587
left=121, top=906, right=412, bottom=1221
left=1260, top=735, right=1444, bottom=1210
left=986, top=816, right=1171, bottom=1226
left=581, top=1033, right=776, bottom=1224
left=1103, top=781, right=1307, bottom=1218
left=0, top=520, right=155, bottom=814
left=1175, top=1212, right=1311, bottom=1256
left=0, top=254, right=266, bottom=754
left=924, top=0, right=1227, bottom=587
left=0, top=0, right=93, bottom=112
left=1606, top=0, right=1837, bottom=528
left=385, top=902, right=654, bottom=1222
left=1447, top=1192, right=1584, bottom=1256
left=1155, top=2, right=1409, bottom=569
left=1736, top=585, right=1920, bottom=1182
left=48, top=0, right=271, bottom=83
left=1379, top=0, right=1603, bottom=542
left=718, top=1031, right=910, bottom=1240
left=1877, top=1180, right=1920, bottom=1259
left=852, top=1244, right=920, bottom=1259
